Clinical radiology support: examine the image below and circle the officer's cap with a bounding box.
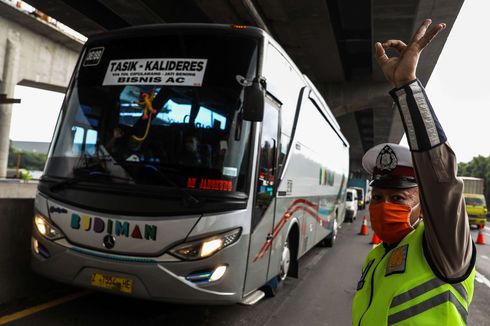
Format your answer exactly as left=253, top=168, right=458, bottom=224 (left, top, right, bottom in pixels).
left=362, top=143, right=417, bottom=189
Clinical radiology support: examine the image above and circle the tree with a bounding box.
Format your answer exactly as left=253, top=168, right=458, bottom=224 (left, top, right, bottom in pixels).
left=458, top=155, right=490, bottom=205
left=7, top=145, right=48, bottom=171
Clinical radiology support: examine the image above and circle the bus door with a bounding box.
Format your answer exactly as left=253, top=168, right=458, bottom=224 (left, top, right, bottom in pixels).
left=244, top=96, right=280, bottom=295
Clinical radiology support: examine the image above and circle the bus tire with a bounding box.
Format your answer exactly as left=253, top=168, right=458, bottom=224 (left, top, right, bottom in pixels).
left=263, top=230, right=298, bottom=297
left=322, top=218, right=338, bottom=247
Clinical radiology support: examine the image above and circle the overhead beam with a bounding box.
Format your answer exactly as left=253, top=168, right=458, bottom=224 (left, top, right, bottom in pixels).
left=319, top=81, right=392, bottom=118
left=241, top=0, right=271, bottom=34
left=98, top=0, right=165, bottom=25
left=26, top=0, right=107, bottom=36
left=256, top=0, right=344, bottom=83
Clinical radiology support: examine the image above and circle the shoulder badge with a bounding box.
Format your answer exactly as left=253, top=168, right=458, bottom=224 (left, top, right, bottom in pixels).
left=385, top=244, right=408, bottom=276
left=376, top=145, right=398, bottom=172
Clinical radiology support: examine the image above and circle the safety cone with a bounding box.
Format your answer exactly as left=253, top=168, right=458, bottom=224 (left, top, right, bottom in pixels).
left=476, top=224, right=486, bottom=245
left=370, top=232, right=382, bottom=244
left=359, top=216, right=369, bottom=236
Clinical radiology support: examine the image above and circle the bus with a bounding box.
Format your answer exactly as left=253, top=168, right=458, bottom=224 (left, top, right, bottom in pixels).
left=31, top=24, right=350, bottom=304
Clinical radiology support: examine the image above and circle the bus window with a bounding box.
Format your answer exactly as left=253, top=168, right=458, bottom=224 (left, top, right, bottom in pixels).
left=71, top=126, right=84, bottom=155
left=85, top=129, right=98, bottom=155
left=255, top=101, right=279, bottom=213
left=278, top=133, right=289, bottom=178
left=45, top=33, right=258, bottom=197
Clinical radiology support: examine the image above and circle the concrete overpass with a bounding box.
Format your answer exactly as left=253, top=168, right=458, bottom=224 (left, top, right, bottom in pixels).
left=0, top=1, right=82, bottom=177
left=2, top=0, right=465, bottom=176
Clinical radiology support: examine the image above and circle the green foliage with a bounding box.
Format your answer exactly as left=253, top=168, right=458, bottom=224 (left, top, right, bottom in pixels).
left=7, top=145, right=47, bottom=171
left=458, top=155, right=490, bottom=205
left=19, top=169, right=32, bottom=181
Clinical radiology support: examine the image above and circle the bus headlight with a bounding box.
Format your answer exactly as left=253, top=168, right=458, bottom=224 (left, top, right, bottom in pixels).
left=34, top=213, right=64, bottom=240
left=169, top=228, right=241, bottom=260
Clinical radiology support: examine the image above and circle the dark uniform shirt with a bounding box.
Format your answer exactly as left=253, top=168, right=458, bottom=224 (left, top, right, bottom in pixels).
left=390, top=79, right=475, bottom=280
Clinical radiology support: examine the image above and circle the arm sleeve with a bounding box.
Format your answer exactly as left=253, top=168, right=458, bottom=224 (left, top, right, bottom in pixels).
left=389, top=79, right=474, bottom=280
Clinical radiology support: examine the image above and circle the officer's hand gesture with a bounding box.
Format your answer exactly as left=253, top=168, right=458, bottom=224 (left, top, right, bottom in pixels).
left=375, top=19, right=446, bottom=88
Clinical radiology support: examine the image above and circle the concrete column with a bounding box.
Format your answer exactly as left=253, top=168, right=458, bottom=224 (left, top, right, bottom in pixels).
left=0, top=30, right=20, bottom=178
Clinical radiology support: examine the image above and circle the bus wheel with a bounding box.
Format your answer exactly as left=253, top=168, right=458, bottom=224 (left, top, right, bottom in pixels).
left=263, top=237, right=292, bottom=297
left=279, top=239, right=291, bottom=281
left=322, top=218, right=338, bottom=247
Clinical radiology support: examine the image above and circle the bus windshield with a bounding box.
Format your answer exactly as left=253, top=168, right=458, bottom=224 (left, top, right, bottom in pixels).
left=44, top=33, right=258, bottom=196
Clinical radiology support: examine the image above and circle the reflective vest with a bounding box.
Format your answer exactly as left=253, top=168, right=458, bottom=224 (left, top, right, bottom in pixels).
left=352, top=222, right=475, bottom=325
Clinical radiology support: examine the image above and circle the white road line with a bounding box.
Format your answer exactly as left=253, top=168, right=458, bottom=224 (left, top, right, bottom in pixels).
left=485, top=226, right=490, bottom=232
left=481, top=255, right=489, bottom=260
left=475, top=271, right=490, bottom=289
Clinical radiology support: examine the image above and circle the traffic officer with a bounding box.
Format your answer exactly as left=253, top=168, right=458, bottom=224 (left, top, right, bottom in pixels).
left=352, top=19, right=475, bottom=325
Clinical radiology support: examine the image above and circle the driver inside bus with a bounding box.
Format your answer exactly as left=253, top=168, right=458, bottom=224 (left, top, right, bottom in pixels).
left=180, top=135, right=202, bottom=166
left=105, top=126, right=152, bottom=162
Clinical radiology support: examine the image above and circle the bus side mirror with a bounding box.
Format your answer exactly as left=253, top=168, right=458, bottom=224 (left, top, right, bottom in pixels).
left=243, top=78, right=265, bottom=122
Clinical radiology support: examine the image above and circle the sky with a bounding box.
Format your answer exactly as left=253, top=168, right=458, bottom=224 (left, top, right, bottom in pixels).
left=8, top=0, right=490, bottom=163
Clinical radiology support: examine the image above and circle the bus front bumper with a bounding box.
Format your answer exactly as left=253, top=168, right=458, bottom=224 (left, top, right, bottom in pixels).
left=31, top=233, right=247, bottom=304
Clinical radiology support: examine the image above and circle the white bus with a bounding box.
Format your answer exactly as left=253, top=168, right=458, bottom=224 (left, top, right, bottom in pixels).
left=31, top=24, right=349, bottom=304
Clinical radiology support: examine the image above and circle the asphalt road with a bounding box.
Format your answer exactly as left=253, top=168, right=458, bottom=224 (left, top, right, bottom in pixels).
left=1, top=212, right=490, bottom=325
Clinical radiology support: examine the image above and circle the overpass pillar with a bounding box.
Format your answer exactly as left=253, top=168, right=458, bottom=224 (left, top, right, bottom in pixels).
left=0, top=31, right=20, bottom=178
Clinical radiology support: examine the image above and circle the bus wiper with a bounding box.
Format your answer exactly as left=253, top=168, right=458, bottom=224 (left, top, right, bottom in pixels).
left=144, top=164, right=201, bottom=207
left=50, top=171, right=132, bottom=192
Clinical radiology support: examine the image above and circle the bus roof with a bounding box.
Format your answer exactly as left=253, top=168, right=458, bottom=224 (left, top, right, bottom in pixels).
left=85, top=23, right=268, bottom=46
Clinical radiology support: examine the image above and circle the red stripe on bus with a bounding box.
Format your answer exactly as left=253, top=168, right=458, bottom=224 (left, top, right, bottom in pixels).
left=253, top=198, right=328, bottom=262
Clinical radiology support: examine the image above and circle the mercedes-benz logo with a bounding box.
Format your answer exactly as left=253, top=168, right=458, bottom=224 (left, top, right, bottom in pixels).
left=103, top=235, right=116, bottom=249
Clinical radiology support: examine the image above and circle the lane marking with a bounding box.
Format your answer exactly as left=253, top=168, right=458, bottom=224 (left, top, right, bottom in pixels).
left=0, top=291, right=90, bottom=325
left=475, top=271, right=490, bottom=290
left=481, top=255, right=489, bottom=260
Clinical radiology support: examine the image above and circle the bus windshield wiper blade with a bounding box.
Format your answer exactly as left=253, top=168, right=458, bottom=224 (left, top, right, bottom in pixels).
left=142, top=164, right=201, bottom=207
left=50, top=171, right=132, bottom=192
left=119, top=162, right=201, bottom=207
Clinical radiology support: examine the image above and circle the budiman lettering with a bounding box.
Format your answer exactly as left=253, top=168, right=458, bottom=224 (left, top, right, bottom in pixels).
left=69, top=214, right=157, bottom=241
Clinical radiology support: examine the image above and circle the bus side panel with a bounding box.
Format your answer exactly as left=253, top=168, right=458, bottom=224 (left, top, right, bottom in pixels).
left=278, top=96, right=348, bottom=259
left=276, top=144, right=336, bottom=258
left=257, top=39, right=349, bottom=285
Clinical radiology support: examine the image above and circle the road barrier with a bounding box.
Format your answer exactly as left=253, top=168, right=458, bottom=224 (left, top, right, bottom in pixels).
left=370, top=232, right=381, bottom=244
left=359, top=216, right=369, bottom=236
left=476, top=224, right=486, bottom=245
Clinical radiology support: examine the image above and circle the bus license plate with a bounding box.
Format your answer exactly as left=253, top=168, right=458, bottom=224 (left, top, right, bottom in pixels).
left=90, top=272, right=133, bottom=294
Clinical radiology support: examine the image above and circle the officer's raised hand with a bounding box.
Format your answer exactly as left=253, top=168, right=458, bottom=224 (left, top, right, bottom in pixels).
left=374, top=19, right=446, bottom=87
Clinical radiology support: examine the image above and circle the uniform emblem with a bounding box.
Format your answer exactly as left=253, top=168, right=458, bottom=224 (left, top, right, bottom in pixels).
left=385, top=245, right=408, bottom=276
left=376, top=145, right=398, bottom=172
